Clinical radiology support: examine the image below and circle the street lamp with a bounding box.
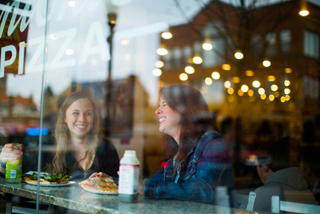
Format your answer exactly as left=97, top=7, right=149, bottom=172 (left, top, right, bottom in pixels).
left=299, top=0, right=309, bottom=17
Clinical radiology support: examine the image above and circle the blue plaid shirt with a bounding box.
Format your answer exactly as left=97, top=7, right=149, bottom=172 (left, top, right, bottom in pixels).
left=144, top=130, right=235, bottom=203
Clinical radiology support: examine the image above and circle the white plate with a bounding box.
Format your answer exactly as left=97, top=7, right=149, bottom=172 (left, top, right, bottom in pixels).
left=24, top=180, right=76, bottom=187
left=80, top=185, right=118, bottom=195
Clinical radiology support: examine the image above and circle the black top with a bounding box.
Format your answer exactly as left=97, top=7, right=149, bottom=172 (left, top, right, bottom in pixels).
left=22, top=138, right=120, bottom=180
left=65, top=139, right=120, bottom=180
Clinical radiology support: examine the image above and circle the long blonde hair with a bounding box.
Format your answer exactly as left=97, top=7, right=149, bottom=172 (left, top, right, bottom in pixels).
left=51, top=91, right=100, bottom=175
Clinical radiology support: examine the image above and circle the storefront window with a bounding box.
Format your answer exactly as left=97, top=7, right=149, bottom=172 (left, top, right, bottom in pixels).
left=1, top=1, right=320, bottom=214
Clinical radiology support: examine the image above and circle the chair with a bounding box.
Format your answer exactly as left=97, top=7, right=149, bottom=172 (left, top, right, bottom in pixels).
left=271, top=196, right=320, bottom=214
left=234, top=192, right=256, bottom=211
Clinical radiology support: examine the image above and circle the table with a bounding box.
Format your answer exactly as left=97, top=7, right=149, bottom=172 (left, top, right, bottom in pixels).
left=0, top=177, right=267, bottom=214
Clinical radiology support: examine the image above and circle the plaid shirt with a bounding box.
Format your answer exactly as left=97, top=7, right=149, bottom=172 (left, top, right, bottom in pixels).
left=144, top=130, right=235, bottom=203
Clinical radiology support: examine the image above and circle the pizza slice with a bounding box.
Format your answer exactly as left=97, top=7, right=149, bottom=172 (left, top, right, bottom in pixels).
left=79, top=175, right=118, bottom=194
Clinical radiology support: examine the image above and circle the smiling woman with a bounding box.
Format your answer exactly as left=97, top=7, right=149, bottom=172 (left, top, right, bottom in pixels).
left=145, top=85, right=235, bottom=203
left=48, top=91, right=119, bottom=180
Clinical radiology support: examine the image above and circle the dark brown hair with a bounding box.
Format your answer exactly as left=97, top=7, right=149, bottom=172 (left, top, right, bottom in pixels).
left=160, top=85, right=217, bottom=177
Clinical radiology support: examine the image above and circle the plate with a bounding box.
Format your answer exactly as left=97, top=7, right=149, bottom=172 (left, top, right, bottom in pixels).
left=24, top=180, right=76, bottom=187
left=80, top=185, right=118, bottom=195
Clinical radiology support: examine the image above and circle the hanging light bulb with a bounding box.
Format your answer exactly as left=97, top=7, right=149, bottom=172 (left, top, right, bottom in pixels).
left=202, top=38, right=212, bottom=50
left=234, top=49, right=244, bottom=60
left=285, top=68, right=292, bottom=73
left=232, top=77, right=240, bottom=83
left=252, top=80, right=260, bottom=88
left=193, top=54, right=203, bottom=64
left=224, top=81, right=231, bottom=88
left=205, top=77, right=213, bottom=85
left=152, top=69, right=162, bottom=77
left=269, top=94, right=275, bottom=101
left=211, top=71, right=220, bottom=80
left=228, top=88, right=234, bottom=95
left=241, top=85, right=249, bottom=92
left=179, top=73, right=188, bottom=81
left=284, top=80, right=290, bottom=86
left=222, top=64, right=231, bottom=71
left=263, top=59, right=271, bottom=67
left=185, top=66, right=195, bottom=74
left=156, top=44, right=168, bottom=56
left=271, top=84, right=278, bottom=91
left=299, top=0, right=309, bottom=17
left=268, top=75, right=276, bottom=81
left=246, top=70, right=254, bottom=76
left=258, top=88, right=265, bottom=95
left=155, top=61, right=164, bottom=68
left=161, top=31, right=173, bottom=39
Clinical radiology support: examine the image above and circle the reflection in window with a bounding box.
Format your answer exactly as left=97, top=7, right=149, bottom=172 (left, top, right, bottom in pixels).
left=265, top=32, right=276, bottom=57
left=163, top=48, right=172, bottom=70
left=202, top=39, right=223, bottom=68
left=193, top=40, right=202, bottom=55
left=173, top=47, right=181, bottom=67
left=252, top=34, right=261, bottom=59
left=183, top=45, right=192, bottom=64
left=202, top=21, right=225, bottom=37
left=280, top=30, right=291, bottom=55
left=304, top=30, right=319, bottom=58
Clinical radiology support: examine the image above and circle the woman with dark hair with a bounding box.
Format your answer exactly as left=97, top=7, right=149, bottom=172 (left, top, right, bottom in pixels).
left=144, top=85, right=234, bottom=203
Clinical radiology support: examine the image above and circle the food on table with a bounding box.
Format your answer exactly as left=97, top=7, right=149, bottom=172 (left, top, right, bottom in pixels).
left=79, top=175, right=118, bottom=194
left=24, top=172, right=70, bottom=184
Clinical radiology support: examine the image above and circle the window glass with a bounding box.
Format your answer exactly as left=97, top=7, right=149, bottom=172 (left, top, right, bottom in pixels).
left=280, top=30, right=291, bottom=55
left=265, top=32, right=276, bottom=57
left=1, top=1, right=320, bottom=214
left=304, top=30, right=319, bottom=58
left=252, top=34, right=261, bottom=59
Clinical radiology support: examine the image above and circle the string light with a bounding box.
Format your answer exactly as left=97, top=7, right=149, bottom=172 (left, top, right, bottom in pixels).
left=246, top=70, right=254, bottom=76
left=193, top=55, right=203, bottom=64
left=271, top=84, right=278, bottom=91
left=211, top=72, right=220, bottom=80
left=157, top=44, right=168, bottom=56
left=202, top=38, right=212, bottom=50
left=179, top=73, right=188, bottom=81
left=205, top=77, right=212, bottom=85
left=222, top=64, right=231, bottom=71
left=284, top=80, right=290, bottom=86
left=155, top=61, right=164, bottom=68
left=234, top=50, right=244, bottom=60
left=252, top=80, right=260, bottom=88
left=241, top=85, right=249, bottom=92
left=258, top=88, right=265, bottom=95
left=263, top=59, right=271, bottom=67
left=152, top=69, right=162, bottom=77
left=185, top=66, right=195, bottom=74
left=224, top=81, right=231, bottom=88
left=161, top=31, right=173, bottom=39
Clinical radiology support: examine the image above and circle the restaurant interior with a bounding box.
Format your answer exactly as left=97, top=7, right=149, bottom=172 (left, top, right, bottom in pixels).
left=0, top=0, right=320, bottom=213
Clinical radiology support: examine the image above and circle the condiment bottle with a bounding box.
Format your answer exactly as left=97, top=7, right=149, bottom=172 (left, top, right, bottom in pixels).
left=5, top=143, right=23, bottom=183
left=119, top=150, right=140, bottom=203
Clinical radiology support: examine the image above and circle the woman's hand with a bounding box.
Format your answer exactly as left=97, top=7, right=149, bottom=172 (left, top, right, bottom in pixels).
left=89, top=172, right=108, bottom=178
left=0, top=143, right=23, bottom=173
left=0, top=143, right=23, bottom=163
